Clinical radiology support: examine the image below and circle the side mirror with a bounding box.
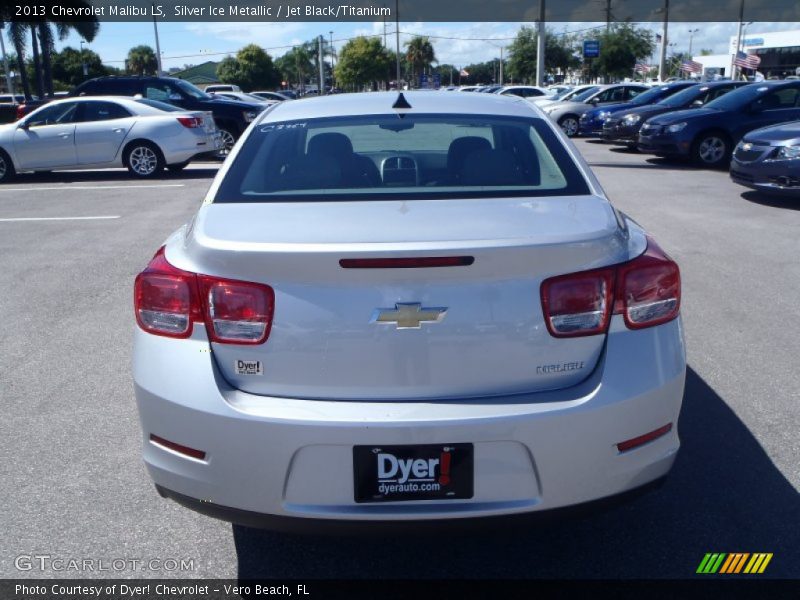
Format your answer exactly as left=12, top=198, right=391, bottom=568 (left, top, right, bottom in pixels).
left=18, top=121, right=30, bottom=130
left=690, top=99, right=704, bottom=107
left=590, top=97, right=600, bottom=104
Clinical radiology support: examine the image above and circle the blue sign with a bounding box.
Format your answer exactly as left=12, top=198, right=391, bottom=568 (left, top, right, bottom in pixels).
left=420, top=73, right=428, bottom=88
left=583, top=40, right=600, bottom=58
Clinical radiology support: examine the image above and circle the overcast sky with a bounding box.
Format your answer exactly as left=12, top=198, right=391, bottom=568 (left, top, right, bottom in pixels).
left=44, top=20, right=800, bottom=71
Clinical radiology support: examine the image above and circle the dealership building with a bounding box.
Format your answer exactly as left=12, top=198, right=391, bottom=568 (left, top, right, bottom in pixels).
left=693, top=29, right=800, bottom=79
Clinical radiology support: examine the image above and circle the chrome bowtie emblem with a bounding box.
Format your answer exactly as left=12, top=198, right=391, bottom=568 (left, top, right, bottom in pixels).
left=370, top=302, right=447, bottom=330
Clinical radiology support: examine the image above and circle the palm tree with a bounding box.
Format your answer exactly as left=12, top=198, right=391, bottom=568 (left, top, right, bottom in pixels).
left=126, top=45, right=158, bottom=76
left=40, top=17, right=99, bottom=96
left=6, top=21, right=33, bottom=100
left=404, top=36, right=436, bottom=87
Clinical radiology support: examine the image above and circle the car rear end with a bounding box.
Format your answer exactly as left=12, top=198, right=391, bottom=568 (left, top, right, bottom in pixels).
left=132, top=93, right=685, bottom=528
left=136, top=109, right=221, bottom=163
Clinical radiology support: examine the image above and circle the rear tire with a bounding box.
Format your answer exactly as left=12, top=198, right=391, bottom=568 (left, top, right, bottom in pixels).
left=124, top=141, right=164, bottom=178
left=691, top=132, right=731, bottom=168
left=0, top=150, right=15, bottom=183
left=558, top=115, right=580, bottom=137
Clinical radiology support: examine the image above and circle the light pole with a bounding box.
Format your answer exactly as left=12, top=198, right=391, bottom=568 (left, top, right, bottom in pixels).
left=536, top=0, right=545, bottom=86
left=0, top=21, right=15, bottom=96
left=329, top=31, right=335, bottom=90
left=657, top=0, right=670, bottom=83
left=80, top=40, right=88, bottom=78
left=395, top=0, right=401, bottom=86
left=688, top=28, right=699, bottom=56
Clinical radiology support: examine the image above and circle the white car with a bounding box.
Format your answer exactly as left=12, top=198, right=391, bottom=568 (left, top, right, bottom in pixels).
left=0, top=96, right=220, bottom=181
left=494, top=85, right=549, bottom=99
left=204, top=84, right=242, bottom=93
left=209, top=91, right=278, bottom=106
left=250, top=91, right=292, bottom=102
left=532, top=85, right=600, bottom=108
left=133, top=91, right=685, bottom=529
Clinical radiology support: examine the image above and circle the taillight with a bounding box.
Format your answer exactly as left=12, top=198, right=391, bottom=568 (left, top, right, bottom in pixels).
left=540, top=238, right=680, bottom=337
left=177, top=116, right=203, bottom=128
left=16, top=105, right=26, bottom=120
left=200, top=277, right=274, bottom=344
left=134, top=247, right=274, bottom=344
left=541, top=268, right=614, bottom=337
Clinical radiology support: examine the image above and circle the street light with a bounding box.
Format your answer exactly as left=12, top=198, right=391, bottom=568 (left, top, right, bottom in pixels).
left=79, top=40, right=88, bottom=78
left=688, top=28, right=699, bottom=55
left=329, top=31, right=335, bottom=91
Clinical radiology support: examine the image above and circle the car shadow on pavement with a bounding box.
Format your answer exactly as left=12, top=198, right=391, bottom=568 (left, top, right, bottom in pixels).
left=740, top=191, right=800, bottom=211
left=11, top=167, right=219, bottom=184
left=232, top=367, right=799, bottom=579
left=587, top=158, right=699, bottom=172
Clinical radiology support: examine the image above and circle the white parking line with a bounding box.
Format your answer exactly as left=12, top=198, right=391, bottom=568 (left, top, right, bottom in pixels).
left=0, top=184, right=185, bottom=192
left=0, top=216, right=121, bottom=222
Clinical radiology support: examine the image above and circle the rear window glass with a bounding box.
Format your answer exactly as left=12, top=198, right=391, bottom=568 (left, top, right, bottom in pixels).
left=214, top=114, right=591, bottom=202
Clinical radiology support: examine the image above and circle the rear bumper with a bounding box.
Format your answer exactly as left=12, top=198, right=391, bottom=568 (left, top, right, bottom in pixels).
left=133, top=316, right=686, bottom=526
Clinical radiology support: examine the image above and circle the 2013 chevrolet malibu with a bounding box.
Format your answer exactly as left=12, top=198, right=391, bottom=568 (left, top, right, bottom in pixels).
left=133, top=92, right=686, bottom=529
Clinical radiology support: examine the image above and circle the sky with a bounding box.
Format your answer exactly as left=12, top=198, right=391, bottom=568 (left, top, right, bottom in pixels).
left=39, top=20, right=800, bottom=71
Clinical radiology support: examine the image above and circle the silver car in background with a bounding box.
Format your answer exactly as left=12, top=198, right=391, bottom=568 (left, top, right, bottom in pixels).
left=133, top=92, right=685, bottom=530
left=0, top=96, right=220, bottom=181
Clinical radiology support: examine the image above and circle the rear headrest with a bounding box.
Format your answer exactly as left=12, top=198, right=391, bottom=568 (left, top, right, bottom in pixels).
left=447, top=136, right=492, bottom=172
left=308, top=132, right=354, bottom=156
left=460, top=148, right=525, bottom=187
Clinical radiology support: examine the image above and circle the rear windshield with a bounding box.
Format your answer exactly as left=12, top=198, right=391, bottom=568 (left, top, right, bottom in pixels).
left=214, top=114, right=591, bottom=202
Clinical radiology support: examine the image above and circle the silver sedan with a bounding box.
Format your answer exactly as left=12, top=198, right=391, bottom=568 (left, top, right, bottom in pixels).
left=0, top=96, right=220, bottom=181
left=133, top=91, right=685, bottom=530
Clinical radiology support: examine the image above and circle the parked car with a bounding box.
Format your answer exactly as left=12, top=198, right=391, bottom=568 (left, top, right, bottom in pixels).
left=209, top=91, right=277, bottom=106
left=532, top=85, right=598, bottom=108
left=18, top=76, right=265, bottom=155
left=0, top=94, right=27, bottom=104
left=0, top=96, right=219, bottom=182
left=577, top=81, right=697, bottom=136
left=457, top=85, right=481, bottom=92
left=132, top=91, right=685, bottom=530
left=204, top=84, right=242, bottom=93
left=494, top=85, right=549, bottom=99
left=250, top=91, right=292, bottom=102
left=638, top=81, right=800, bottom=167
left=601, top=81, right=749, bottom=148
left=542, top=84, right=649, bottom=137
left=730, top=120, right=800, bottom=196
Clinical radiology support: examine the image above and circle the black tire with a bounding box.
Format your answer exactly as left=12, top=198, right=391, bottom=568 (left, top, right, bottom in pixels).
left=558, top=115, right=580, bottom=137
left=124, top=141, right=165, bottom=178
left=691, top=131, right=731, bottom=168
left=216, top=127, right=237, bottom=157
left=0, top=150, right=15, bottom=183
left=167, top=161, right=190, bottom=173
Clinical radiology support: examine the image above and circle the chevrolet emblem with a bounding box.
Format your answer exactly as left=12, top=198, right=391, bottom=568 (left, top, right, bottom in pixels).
left=370, top=302, right=447, bottom=330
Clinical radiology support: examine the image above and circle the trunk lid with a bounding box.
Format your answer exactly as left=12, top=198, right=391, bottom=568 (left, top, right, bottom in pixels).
left=170, top=196, right=628, bottom=400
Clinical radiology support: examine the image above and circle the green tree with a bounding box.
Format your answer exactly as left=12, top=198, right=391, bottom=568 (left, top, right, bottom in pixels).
left=592, top=24, right=655, bottom=80
left=274, top=46, right=315, bottom=89
left=507, top=26, right=538, bottom=83
left=126, top=45, right=158, bottom=76
left=216, top=44, right=280, bottom=91
left=699, top=48, right=714, bottom=56
left=404, top=36, right=436, bottom=86
left=335, top=36, right=391, bottom=91
left=51, top=46, right=109, bottom=88
left=460, top=61, right=495, bottom=85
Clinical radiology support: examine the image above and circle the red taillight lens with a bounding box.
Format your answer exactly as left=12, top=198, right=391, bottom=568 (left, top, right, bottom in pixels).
left=134, top=247, right=274, bottom=344
left=200, top=278, right=274, bottom=344
left=16, top=105, right=26, bottom=120
left=614, top=240, right=680, bottom=330
left=134, top=248, right=200, bottom=338
left=541, top=238, right=680, bottom=337
left=177, top=116, right=203, bottom=128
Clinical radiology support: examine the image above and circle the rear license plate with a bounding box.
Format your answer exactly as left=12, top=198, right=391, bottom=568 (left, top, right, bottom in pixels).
left=353, top=444, right=473, bottom=503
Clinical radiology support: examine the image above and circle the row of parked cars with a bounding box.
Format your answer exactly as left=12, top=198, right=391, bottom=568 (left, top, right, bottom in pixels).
left=0, top=76, right=296, bottom=181
left=535, top=80, right=800, bottom=197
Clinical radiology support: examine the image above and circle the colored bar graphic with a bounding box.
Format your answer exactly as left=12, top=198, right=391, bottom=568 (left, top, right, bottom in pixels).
left=699, top=552, right=773, bottom=574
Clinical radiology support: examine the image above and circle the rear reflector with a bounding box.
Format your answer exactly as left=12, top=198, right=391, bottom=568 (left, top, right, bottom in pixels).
left=616, top=423, right=673, bottom=453
left=149, top=434, right=206, bottom=460
left=339, top=256, right=474, bottom=269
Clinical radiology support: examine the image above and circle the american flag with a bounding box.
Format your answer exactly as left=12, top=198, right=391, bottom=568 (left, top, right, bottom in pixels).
left=634, top=62, right=651, bottom=74
left=681, top=60, right=703, bottom=74
left=733, top=51, right=761, bottom=69
left=459, top=69, right=469, bottom=77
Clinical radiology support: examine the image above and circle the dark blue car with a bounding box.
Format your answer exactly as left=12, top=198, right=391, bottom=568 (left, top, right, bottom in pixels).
left=578, top=82, right=697, bottom=136
left=730, top=120, right=800, bottom=196
left=638, top=81, right=800, bottom=168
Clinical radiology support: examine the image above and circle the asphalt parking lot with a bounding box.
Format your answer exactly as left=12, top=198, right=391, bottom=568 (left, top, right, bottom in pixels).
left=1, top=142, right=798, bottom=580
